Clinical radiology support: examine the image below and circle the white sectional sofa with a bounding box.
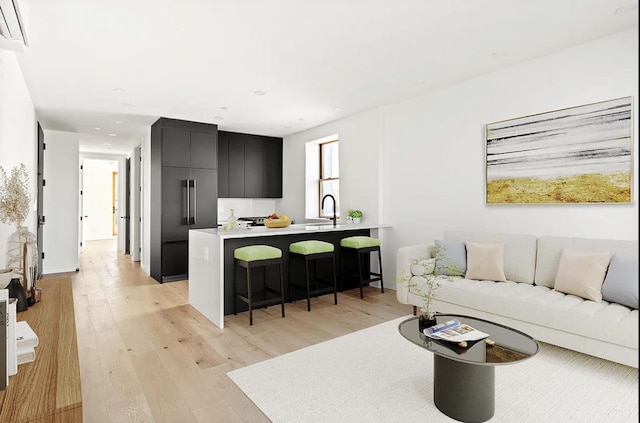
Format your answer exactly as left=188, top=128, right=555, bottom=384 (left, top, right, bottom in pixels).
left=396, top=230, right=639, bottom=368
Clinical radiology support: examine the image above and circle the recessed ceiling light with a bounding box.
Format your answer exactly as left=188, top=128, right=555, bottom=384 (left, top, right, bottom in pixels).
left=108, top=133, right=117, bottom=137
left=220, top=106, right=228, bottom=110
left=214, top=116, right=224, bottom=120
left=334, top=107, right=342, bottom=113
left=107, top=147, right=113, bottom=150
left=615, top=4, right=637, bottom=14
left=93, top=126, right=101, bottom=130
left=114, top=121, right=124, bottom=124
left=121, top=102, right=136, bottom=107
left=254, top=90, right=266, bottom=96
left=114, top=88, right=125, bottom=93
left=491, top=50, right=509, bottom=58
left=104, top=142, right=111, bottom=146
left=298, top=118, right=305, bottom=122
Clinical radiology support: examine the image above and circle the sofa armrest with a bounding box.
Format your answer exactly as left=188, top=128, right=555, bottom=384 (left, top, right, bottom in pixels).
left=396, top=243, right=434, bottom=304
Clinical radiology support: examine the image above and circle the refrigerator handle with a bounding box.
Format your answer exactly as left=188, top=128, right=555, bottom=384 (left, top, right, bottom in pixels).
left=191, top=178, right=197, bottom=225
left=185, top=179, right=190, bottom=225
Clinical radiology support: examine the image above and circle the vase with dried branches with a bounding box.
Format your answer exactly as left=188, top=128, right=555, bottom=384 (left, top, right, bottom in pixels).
left=0, top=163, right=37, bottom=291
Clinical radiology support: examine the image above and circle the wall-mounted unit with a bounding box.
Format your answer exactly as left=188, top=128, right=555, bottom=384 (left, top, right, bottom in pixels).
left=0, top=0, right=28, bottom=51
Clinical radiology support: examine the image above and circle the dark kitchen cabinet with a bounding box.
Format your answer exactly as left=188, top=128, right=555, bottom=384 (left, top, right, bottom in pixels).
left=217, top=134, right=229, bottom=198
left=228, top=138, right=245, bottom=197
left=262, top=141, right=283, bottom=198
left=217, top=131, right=282, bottom=198
left=244, top=140, right=263, bottom=198
left=151, top=117, right=218, bottom=283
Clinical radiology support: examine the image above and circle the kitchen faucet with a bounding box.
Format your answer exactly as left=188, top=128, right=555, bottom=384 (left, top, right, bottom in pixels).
left=321, top=194, right=337, bottom=227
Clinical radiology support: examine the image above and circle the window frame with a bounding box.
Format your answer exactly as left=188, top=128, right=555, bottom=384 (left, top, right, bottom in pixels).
left=318, top=140, right=339, bottom=218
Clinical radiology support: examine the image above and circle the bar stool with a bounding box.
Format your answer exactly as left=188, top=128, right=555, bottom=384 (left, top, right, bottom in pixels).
left=289, top=240, right=338, bottom=311
left=340, top=236, right=384, bottom=298
left=233, top=245, right=285, bottom=325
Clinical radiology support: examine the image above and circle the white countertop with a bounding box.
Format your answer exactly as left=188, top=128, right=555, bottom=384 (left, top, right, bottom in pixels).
left=191, top=223, right=389, bottom=239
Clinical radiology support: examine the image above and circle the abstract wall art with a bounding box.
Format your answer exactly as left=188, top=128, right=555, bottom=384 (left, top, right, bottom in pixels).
left=486, top=97, right=633, bottom=204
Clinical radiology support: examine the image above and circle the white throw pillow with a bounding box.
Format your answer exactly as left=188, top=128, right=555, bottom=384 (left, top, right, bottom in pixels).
left=465, top=241, right=507, bottom=281
left=410, top=258, right=436, bottom=277
left=554, top=248, right=611, bottom=302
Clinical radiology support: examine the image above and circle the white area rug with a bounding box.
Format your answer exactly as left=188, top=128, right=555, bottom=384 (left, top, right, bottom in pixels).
left=227, top=316, right=638, bottom=422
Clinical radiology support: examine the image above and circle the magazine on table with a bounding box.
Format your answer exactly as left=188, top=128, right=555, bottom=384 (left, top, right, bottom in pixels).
left=423, top=319, right=489, bottom=343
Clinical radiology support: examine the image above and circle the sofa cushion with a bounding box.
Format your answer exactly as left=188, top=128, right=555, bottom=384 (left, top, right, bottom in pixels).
left=554, top=249, right=611, bottom=302
left=429, top=277, right=638, bottom=349
left=434, top=240, right=466, bottom=276
left=535, top=236, right=638, bottom=288
left=444, top=230, right=537, bottom=284
left=602, top=254, right=639, bottom=310
left=465, top=241, right=507, bottom=282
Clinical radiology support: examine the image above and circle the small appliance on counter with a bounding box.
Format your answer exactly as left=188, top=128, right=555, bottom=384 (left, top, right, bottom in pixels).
left=237, top=216, right=267, bottom=226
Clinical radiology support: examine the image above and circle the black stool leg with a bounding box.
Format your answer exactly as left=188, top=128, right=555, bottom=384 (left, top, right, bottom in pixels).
left=331, top=255, right=338, bottom=305
left=246, top=266, right=253, bottom=326
left=233, top=260, right=238, bottom=315
left=340, top=248, right=345, bottom=291
left=357, top=249, right=364, bottom=299
left=279, top=262, right=285, bottom=318
left=305, top=256, right=311, bottom=311
left=377, top=247, right=384, bottom=293
left=288, top=256, right=294, bottom=303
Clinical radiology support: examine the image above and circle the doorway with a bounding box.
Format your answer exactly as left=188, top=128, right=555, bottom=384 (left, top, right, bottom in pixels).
left=112, top=171, right=118, bottom=236
left=81, top=159, right=120, bottom=243
left=78, top=153, right=134, bottom=258
left=36, top=122, right=44, bottom=278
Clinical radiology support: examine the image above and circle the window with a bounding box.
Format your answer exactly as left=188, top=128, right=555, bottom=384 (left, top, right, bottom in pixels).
left=319, top=140, right=339, bottom=217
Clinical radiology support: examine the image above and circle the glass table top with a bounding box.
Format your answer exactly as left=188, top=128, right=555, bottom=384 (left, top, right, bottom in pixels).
left=399, top=314, right=539, bottom=366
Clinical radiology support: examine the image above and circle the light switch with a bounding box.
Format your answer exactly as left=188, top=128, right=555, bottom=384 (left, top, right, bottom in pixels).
left=204, top=247, right=209, bottom=261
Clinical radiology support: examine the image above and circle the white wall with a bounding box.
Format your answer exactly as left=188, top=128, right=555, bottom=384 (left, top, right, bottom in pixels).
left=0, top=49, right=37, bottom=265
left=42, top=130, right=79, bottom=273
left=82, top=159, right=118, bottom=240
left=217, top=198, right=276, bottom=223
left=281, top=28, right=639, bottom=289
left=279, top=108, right=384, bottom=225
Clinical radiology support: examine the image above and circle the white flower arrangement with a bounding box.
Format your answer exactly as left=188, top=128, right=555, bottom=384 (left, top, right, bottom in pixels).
left=0, top=163, right=31, bottom=227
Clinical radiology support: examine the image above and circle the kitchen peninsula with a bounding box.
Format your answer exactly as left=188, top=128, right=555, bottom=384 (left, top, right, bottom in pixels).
left=189, top=223, right=389, bottom=328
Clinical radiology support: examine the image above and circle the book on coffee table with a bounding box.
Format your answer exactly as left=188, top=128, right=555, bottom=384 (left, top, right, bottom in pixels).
left=423, top=319, right=489, bottom=343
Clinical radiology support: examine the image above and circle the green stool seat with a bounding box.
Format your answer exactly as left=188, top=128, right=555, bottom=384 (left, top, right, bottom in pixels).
left=234, top=245, right=282, bottom=262
left=340, top=236, right=384, bottom=298
left=340, top=236, right=381, bottom=249
left=233, top=245, right=285, bottom=325
left=289, top=240, right=338, bottom=311
left=289, top=240, right=334, bottom=255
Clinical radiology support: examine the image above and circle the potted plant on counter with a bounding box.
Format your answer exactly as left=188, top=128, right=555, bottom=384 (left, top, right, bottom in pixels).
left=347, top=209, right=362, bottom=224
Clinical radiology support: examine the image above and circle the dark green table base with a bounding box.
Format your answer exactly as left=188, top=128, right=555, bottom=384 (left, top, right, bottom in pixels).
left=434, top=355, right=495, bottom=423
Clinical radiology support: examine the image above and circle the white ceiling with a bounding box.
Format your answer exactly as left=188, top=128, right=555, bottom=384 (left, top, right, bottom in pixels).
left=14, top=0, right=639, bottom=156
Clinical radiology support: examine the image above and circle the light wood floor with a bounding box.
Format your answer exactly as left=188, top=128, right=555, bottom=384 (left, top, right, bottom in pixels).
left=66, top=239, right=412, bottom=422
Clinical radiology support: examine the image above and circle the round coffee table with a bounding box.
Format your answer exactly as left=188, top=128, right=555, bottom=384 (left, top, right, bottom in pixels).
left=399, top=314, right=539, bottom=423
